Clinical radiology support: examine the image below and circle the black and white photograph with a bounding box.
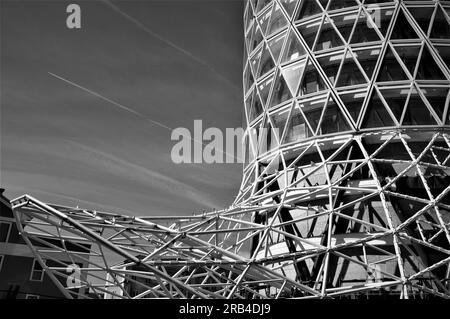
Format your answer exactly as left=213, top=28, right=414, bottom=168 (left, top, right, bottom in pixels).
left=1, top=0, right=450, bottom=309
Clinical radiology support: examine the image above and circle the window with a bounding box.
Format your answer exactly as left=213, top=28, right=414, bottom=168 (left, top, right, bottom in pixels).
left=435, top=45, right=450, bottom=70
left=362, top=91, right=396, bottom=128
left=319, top=103, right=352, bottom=135
left=0, top=255, right=4, bottom=272
left=252, top=26, right=264, bottom=51
left=30, top=259, right=45, bottom=281
left=255, top=0, right=271, bottom=14
left=247, top=88, right=264, bottom=123
left=25, top=294, right=40, bottom=299
left=269, top=72, right=292, bottom=108
left=295, top=0, right=322, bottom=21
left=336, top=55, right=367, bottom=87
left=297, top=22, right=320, bottom=49
left=0, top=222, right=12, bottom=243
left=403, top=92, right=438, bottom=125
left=350, top=12, right=381, bottom=44
left=300, top=61, right=326, bottom=95
left=258, top=44, right=275, bottom=78
left=315, top=19, right=344, bottom=52
left=282, top=32, right=306, bottom=64
left=285, top=107, right=310, bottom=143
left=271, top=107, right=290, bottom=139
left=318, top=52, right=343, bottom=84
left=267, top=4, right=288, bottom=36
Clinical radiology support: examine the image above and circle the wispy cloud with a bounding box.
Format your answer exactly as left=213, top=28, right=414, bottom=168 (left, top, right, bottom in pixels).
left=100, top=0, right=240, bottom=91
left=66, top=140, right=222, bottom=209
left=48, top=71, right=241, bottom=162
left=4, top=137, right=224, bottom=211
left=48, top=72, right=172, bottom=131
left=2, top=0, right=243, bottom=217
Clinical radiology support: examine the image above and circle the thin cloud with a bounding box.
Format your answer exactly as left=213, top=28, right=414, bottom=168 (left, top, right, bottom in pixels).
left=66, top=140, right=222, bottom=209
left=100, top=0, right=240, bottom=91
left=48, top=72, right=171, bottom=131
left=5, top=138, right=223, bottom=211
left=48, top=71, right=242, bottom=162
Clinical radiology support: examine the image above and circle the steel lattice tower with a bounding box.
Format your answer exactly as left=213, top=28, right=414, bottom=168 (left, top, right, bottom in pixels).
left=10, top=0, right=450, bottom=299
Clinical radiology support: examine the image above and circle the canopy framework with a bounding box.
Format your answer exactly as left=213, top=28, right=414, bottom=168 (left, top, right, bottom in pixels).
left=11, top=130, right=450, bottom=299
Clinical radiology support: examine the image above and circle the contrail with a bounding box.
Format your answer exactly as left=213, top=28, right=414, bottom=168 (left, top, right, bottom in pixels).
left=100, top=0, right=240, bottom=92
left=48, top=72, right=242, bottom=162
left=48, top=71, right=171, bottom=131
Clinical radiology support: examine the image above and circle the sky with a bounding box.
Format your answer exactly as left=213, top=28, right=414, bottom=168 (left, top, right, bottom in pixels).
left=1, top=0, right=245, bottom=216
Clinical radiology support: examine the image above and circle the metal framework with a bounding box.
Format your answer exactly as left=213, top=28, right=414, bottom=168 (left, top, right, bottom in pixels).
left=10, top=0, right=450, bottom=298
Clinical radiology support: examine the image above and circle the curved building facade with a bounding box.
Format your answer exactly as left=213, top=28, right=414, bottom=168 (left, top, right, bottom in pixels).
left=9, top=0, right=450, bottom=299
left=240, top=0, right=450, bottom=178
left=235, top=0, right=450, bottom=298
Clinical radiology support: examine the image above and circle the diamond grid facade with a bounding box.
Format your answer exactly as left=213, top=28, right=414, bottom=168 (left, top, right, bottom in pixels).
left=9, top=0, right=450, bottom=299
left=242, top=0, right=450, bottom=139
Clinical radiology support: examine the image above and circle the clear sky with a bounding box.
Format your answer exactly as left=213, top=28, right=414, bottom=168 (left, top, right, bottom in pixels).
left=1, top=0, right=245, bottom=216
